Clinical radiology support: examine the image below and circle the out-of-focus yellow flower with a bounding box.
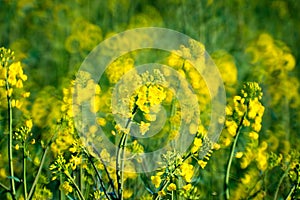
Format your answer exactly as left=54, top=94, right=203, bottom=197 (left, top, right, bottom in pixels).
left=241, top=174, right=251, bottom=184
left=197, top=160, right=207, bottom=169
left=25, top=119, right=33, bottom=130
left=249, top=131, right=259, bottom=140
left=167, top=183, right=177, bottom=191
left=69, top=155, right=81, bottom=170
left=158, top=190, right=166, bottom=197
left=60, top=181, right=73, bottom=194
left=123, top=189, right=133, bottom=199
left=140, top=121, right=150, bottom=135
left=235, top=152, right=243, bottom=158
left=180, top=163, right=194, bottom=182
left=0, top=168, right=6, bottom=178
left=151, top=175, right=161, bottom=188
left=97, top=117, right=106, bottom=126
left=226, top=120, right=238, bottom=136
left=182, top=183, right=192, bottom=191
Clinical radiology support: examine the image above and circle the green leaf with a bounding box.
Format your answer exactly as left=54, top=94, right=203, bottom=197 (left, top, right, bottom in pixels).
left=7, top=176, right=21, bottom=182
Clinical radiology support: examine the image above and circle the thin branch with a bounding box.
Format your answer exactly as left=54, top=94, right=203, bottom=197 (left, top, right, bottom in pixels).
left=274, top=167, right=290, bottom=200
left=116, top=105, right=137, bottom=200
left=85, top=151, right=111, bottom=200
left=225, top=111, right=247, bottom=200
left=23, top=142, right=28, bottom=200
left=0, top=181, right=10, bottom=191
left=28, top=145, right=50, bottom=200
left=92, top=146, right=117, bottom=198
left=6, top=63, right=16, bottom=200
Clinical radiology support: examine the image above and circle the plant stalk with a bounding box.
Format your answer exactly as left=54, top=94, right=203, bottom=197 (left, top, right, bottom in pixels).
left=116, top=105, right=137, bottom=200
left=65, top=172, right=85, bottom=200
left=6, top=66, right=16, bottom=200
left=23, top=142, right=28, bottom=200
left=225, top=112, right=246, bottom=200
left=28, top=145, right=50, bottom=199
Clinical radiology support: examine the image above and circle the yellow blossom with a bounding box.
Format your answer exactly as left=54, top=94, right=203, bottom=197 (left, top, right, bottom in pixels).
left=60, top=181, right=73, bottom=194
left=193, top=138, right=202, bottom=147
left=226, top=120, right=238, bottom=136
left=151, top=175, right=161, bottom=188
left=198, top=160, right=207, bottom=169
left=140, top=121, right=150, bottom=135
left=123, top=189, right=133, bottom=199
left=182, top=183, right=192, bottom=191
left=180, top=163, right=194, bottom=182
left=241, top=174, right=251, bottom=184
left=235, top=152, right=243, bottom=158
left=97, top=117, right=106, bottom=126
left=158, top=190, right=166, bottom=197
left=249, top=131, right=259, bottom=140
left=167, top=183, right=177, bottom=191
left=25, top=119, right=33, bottom=130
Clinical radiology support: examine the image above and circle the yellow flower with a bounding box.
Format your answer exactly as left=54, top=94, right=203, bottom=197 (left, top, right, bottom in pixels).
left=140, top=121, right=150, bottom=135
left=123, top=189, right=133, bottom=199
left=252, top=122, right=262, bottom=132
left=241, top=174, right=251, bottom=184
left=235, top=152, right=243, bottom=158
left=16, top=79, right=23, bottom=88
left=226, top=120, right=238, bottom=136
left=167, top=183, right=177, bottom=191
left=193, top=138, right=202, bottom=148
left=242, top=118, right=250, bottom=127
left=69, top=155, right=81, bottom=170
left=25, top=119, right=33, bottom=130
left=225, top=106, right=233, bottom=116
left=97, top=117, right=106, bottom=126
left=158, top=190, right=166, bottom=197
left=0, top=168, right=6, bottom=178
left=60, top=181, right=73, bottom=194
left=182, top=183, right=192, bottom=191
left=22, top=92, right=30, bottom=98
left=151, top=175, right=161, bottom=188
left=11, top=99, right=22, bottom=109
left=31, top=139, right=35, bottom=145
left=15, top=144, right=20, bottom=150
left=197, top=160, right=207, bottom=169
left=180, top=163, right=194, bottom=182
left=249, top=131, right=259, bottom=140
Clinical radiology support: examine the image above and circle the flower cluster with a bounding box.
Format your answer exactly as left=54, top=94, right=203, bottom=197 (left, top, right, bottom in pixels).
left=0, top=47, right=30, bottom=111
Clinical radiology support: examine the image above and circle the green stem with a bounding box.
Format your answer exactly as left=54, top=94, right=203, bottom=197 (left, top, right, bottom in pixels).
left=116, top=105, right=137, bottom=200
left=154, top=179, right=170, bottom=200
left=274, top=167, right=289, bottom=200
left=116, top=120, right=130, bottom=200
left=284, top=185, right=296, bottom=200
left=86, top=151, right=111, bottom=200
left=6, top=67, right=16, bottom=200
left=225, top=112, right=247, bottom=200
left=23, top=142, right=28, bottom=200
left=79, top=164, right=83, bottom=196
left=92, top=146, right=117, bottom=198
left=0, top=181, right=10, bottom=191
left=59, top=175, right=65, bottom=200
left=65, top=172, right=85, bottom=200
left=28, top=145, right=50, bottom=200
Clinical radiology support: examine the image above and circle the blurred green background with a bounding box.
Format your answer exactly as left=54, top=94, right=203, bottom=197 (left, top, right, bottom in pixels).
left=1, top=0, right=299, bottom=88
